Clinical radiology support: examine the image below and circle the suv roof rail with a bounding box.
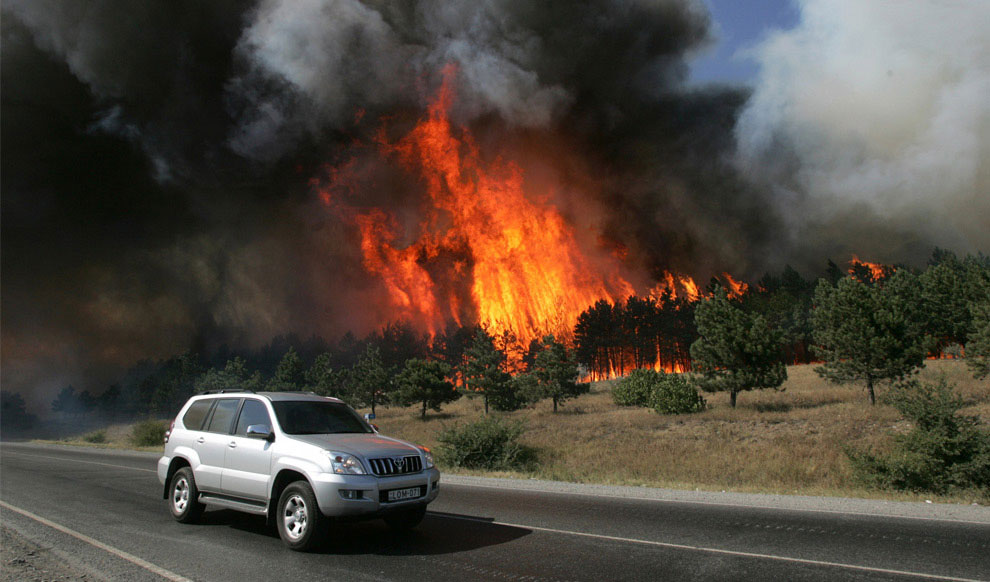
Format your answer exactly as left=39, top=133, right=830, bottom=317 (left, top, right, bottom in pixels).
left=199, top=389, right=255, bottom=395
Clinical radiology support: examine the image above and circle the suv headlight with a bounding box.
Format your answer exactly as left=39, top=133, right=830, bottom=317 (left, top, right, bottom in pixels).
left=323, top=451, right=366, bottom=475
left=420, top=446, right=434, bottom=469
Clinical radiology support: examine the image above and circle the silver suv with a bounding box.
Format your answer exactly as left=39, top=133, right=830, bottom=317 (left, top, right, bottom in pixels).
left=157, top=391, right=440, bottom=550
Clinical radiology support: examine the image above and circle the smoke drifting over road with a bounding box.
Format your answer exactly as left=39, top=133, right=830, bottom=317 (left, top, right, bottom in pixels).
left=2, top=0, right=986, bottom=409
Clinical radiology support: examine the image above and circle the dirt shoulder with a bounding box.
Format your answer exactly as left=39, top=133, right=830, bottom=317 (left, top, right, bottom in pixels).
left=2, top=524, right=96, bottom=582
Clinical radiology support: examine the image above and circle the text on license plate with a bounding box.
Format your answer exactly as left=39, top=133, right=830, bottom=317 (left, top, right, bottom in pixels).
left=387, top=487, right=421, bottom=502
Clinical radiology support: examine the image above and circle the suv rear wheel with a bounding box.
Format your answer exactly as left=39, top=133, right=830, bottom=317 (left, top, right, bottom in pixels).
left=169, top=467, right=204, bottom=523
left=277, top=481, right=325, bottom=551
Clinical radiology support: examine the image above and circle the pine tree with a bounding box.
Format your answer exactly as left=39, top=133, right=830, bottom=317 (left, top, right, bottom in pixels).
left=268, top=347, right=305, bottom=392
left=811, top=271, right=929, bottom=405
left=690, top=287, right=787, bottom=407
left=350, top=345, right=391, bottom=415
left=967, top=299, right=990, bottom=379
left=306, top=352, right=343, bottom=397
left=526, top=335, right=585, bottom=413
left=394, top=359, right=460, bottom=419
left=462, top=328, right=516, bottom=413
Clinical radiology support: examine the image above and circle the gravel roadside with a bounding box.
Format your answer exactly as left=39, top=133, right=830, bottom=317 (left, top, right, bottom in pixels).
left=2, top=524, right=96, bottom=582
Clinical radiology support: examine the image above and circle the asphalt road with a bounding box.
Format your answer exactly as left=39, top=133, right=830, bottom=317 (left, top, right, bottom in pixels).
left=2, top=442, right=988, bottom=582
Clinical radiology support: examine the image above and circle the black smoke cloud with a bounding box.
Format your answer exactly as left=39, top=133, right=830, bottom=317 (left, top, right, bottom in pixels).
left=3, top=0, right=979, bottom=411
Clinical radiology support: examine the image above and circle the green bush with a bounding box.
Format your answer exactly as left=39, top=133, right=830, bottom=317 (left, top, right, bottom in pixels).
left=847, top=378, right=990, bottom=495
left=83, top=430, right=107, bottom=444
left=612, top=369, right=705, bottom=414
left=648, top=374, right=706, bottom=415
left=131, top=420, right=168, bottom=447
left=611, top=369, right=656, bottom=406
left=437, top=416, right=534, bottom=471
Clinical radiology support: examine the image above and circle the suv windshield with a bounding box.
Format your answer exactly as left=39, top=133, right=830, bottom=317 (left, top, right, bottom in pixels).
left=272, top=401, right=372, bottom=435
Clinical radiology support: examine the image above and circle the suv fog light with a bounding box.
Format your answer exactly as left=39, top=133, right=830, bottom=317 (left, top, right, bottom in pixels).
left=339, top=489, right=363, bottom=500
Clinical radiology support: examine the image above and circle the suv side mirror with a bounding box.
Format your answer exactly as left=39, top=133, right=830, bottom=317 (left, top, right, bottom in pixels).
left=246, top=424, right=274, bottom=441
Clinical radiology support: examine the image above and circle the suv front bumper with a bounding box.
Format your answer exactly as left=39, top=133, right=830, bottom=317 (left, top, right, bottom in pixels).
left=311, top=467, right=440, bottom=517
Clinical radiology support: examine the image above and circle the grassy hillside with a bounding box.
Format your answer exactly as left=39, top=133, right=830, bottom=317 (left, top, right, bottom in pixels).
left=367, top=360, right=989, bottom=503
left=38, top=360, right=987, bottom=502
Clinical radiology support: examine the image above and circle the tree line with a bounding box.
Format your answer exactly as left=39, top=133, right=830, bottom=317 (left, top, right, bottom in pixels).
left=2, top=249, right=987, bottom=429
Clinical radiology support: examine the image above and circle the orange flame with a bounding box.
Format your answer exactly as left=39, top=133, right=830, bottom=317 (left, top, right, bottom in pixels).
left=849, top=255, right=891, bottom=281
left=722, top=272, right=749, bottom=298
left=321, top=66, right=632, bottom=345
left=648, top=271, right=701, bottom=302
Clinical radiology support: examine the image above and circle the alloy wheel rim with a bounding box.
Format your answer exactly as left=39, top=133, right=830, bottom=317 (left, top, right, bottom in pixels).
left=282, top=494, right=308, bottom=541
left=172, top=477, right=189, bottom=512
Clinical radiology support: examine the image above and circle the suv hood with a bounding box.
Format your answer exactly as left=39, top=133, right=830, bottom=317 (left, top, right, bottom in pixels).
left=289, top=433, right=421, bottom=458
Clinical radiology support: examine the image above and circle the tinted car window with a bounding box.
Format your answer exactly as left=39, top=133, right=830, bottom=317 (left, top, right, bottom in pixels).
left=235, top=400, right=272, bottom=435
left=182, top=400, right=213, bottom=430
left=272, top=401, right=371, bottom=435
left=206, top=399, right=240, bottom=434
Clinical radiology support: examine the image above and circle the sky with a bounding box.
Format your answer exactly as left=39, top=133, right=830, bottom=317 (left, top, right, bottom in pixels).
left=690, top=0, right=800, bottom=84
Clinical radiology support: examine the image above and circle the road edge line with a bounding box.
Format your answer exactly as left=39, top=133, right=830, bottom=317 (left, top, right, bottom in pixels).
left=443, top=478, right=990, bottom=525
left=0, top=500, right=194, bottom=582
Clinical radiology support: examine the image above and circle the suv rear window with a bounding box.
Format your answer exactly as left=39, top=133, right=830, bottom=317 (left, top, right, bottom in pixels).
left=272, top=401, right=371, bottom=435
left=206, top=399, right=240, bottom=433
left=182, top=400, right=213, bottom=430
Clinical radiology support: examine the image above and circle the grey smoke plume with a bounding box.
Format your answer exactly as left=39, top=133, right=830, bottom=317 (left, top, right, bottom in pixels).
left=3, top=0, right=984, bottom=412
left=736, top=0, right=990, bottom=264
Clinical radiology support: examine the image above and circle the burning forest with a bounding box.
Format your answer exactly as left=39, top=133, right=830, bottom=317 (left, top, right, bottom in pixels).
left=2, top=0, right=988, bottom=413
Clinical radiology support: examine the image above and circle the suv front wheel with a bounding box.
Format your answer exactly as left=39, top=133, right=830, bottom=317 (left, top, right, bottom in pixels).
left=277, top=481, right=325, bottom=551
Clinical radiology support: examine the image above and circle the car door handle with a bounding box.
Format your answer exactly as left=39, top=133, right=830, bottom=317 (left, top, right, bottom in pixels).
left=196, top=437, right=205, bottom=444
left=228, top=441, right=237, bottom=448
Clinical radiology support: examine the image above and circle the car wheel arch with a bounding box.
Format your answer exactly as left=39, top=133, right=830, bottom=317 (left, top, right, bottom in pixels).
left=163, top=456, right=192, bottom=499
left=267, top=469, right=312, bottom=526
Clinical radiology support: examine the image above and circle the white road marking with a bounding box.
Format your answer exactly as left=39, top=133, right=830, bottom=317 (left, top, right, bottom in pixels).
left=444, top=480, right=990, bottom=526
left=440, top=513, right=988, bottom=582
left=1, top=450, right=157, bottom=473
left=0, top=500, right=195, bottom=582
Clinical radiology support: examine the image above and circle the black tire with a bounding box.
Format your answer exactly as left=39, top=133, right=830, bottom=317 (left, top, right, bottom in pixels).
left=276, top=481, right=325, bottom=551
left=168, top=467, right=204, bottom=523
left=383, top=505, right=426, bottom=531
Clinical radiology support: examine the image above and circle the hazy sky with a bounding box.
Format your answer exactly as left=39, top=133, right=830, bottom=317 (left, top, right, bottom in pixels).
left=690, top=0, right=800, bottom=84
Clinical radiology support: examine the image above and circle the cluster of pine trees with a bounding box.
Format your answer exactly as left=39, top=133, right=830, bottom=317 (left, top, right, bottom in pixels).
left=2, top=249, right=987, bottom=428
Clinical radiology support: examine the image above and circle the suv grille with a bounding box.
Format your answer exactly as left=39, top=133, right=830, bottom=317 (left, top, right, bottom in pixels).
left=368, top=455, right=422, bottom=476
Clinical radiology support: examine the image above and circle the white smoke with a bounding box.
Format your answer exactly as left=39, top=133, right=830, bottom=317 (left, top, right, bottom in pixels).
left=737, top=0, right=990, bottom=259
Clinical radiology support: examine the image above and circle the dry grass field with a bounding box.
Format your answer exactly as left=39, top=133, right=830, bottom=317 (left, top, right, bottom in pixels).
left=367, top=359, right=989, bottom=503
left=40, top=360, right=988, bottom=502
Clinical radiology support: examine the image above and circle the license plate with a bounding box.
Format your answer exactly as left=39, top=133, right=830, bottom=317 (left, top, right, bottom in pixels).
left=386, top=487, right=421, bottom=502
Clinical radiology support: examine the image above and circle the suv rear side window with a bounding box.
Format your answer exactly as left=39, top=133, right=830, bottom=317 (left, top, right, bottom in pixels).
left=206, top=399, right=240, bottom=434
left=234, top=400, right=272, bottom=435
left=182, top=400, right=213, bottom=430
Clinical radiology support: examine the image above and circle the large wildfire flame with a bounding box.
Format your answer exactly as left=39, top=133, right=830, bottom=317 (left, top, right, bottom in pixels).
left=316, top=67, right=757, bottom=356
left=319, top=67, right=634, bottom=345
